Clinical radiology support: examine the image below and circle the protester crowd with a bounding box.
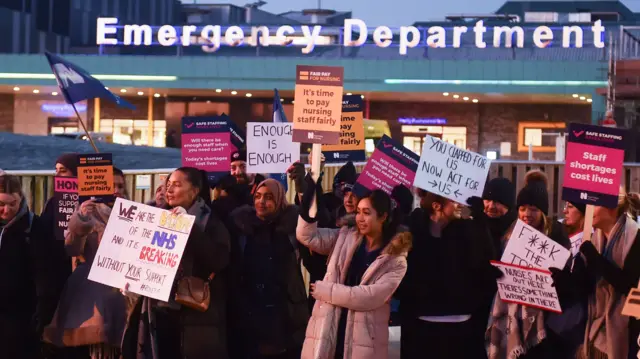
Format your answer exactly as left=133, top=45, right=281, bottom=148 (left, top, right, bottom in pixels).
left=2, top=148, right=640, bottom=359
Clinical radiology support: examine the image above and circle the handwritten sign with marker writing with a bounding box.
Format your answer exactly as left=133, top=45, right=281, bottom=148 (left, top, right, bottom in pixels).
left=413, top=135, right=491, bottom=204
left=88, top=198, right=195, bottom=301
left=246, top=122, right=300, bottom=174
left=501, top=219, right=571, bottom=270
left=491, top=261, right=562, bottom=313
left=53, top=177, right=78, bottom=241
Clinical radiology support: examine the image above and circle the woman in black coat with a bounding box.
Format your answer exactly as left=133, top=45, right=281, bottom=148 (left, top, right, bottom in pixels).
left=0, top=175, right=39, bottom=359
left=227, top=178, right=309, bottom=359
left=121, top=167, right=231, bottom=359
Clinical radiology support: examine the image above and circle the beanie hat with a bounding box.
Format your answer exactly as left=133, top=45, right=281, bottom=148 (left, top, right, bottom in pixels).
left=516, top=170, right=549, bottom=215
left=482, top=177, right=516, bottom=210
left=231, top=149, right=246, bottom=163
left=392, top=184, right=414, bottom=216
left=56, top=153, right=79, bottom=176
left=569, top=201, right=587, bottom=215
left=333, top=162, right=357, bottom=193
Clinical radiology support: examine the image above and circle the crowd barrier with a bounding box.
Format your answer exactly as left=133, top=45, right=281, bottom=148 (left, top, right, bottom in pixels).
left=6, top=161, right=640, bottom=218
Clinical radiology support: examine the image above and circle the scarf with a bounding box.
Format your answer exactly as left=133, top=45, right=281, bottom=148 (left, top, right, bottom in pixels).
left=583, top=215, right=639, bottom=359
left=486, top=220, right=548, bottom=359
left=256, top=178, right=287, bottom=213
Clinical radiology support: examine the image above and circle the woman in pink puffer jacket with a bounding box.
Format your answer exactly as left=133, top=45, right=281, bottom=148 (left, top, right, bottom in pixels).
left=297, top=188, right=412, bottom=359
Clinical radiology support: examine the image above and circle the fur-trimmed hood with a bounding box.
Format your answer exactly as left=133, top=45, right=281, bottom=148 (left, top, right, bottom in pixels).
left=231, top=204, right=298, bottom=236
left=383, top=228, right=412, bottom=257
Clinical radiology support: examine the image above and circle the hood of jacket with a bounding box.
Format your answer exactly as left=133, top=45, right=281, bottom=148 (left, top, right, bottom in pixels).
left=382, top=229, right=412, bottom=257
left=231, top=204, right=298, bottom=237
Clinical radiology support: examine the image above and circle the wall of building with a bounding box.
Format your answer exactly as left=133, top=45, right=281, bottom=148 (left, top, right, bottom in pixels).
left=369, top=101, right=592, bottom=160
left=12, top=94, right=88, bottom=136
left=0, top=94, right=15, bottom=132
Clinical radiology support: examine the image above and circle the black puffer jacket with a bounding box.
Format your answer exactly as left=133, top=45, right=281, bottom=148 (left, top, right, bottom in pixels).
left=227, top=204, right=309, bottom=357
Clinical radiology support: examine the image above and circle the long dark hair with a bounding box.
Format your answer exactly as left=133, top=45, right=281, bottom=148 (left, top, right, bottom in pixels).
left=360, top=189, right=400, bottom=246
left=167, top=167, right=212, bottom=206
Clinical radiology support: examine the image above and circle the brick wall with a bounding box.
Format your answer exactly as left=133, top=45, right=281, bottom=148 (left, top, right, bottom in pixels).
left=0, top=94, right=14, bottom=132
left=369, top=101, right=592, bottom=160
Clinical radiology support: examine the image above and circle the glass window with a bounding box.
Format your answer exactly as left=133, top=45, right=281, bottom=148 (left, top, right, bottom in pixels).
left=524, top=12, right=559, bottom=22
left=517, top=122, right=566, bottom=153
left=100, top=119, right=167, bottom=147
left=568, top=12, right=591, bottom=23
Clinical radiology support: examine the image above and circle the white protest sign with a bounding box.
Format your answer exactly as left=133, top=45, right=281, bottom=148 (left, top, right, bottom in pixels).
left=413, top=135, right=491, bottom=203
left=247, top=122, right=300, bottom=174
left=88, top=198, right=195, bottom=301
left=570, top=232, right=584, bottom=257
left=501, top=219, right=571, bottom=270
left=491, top=261, right=562, bottom=313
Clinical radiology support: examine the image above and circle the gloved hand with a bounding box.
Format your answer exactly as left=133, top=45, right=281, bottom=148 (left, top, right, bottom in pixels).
left=466, top=196, right=485, bottom=220
left=300, top=172, right=324, bottom=223
left=287, top=161, right=307, bottom=194
left=490, top=265, right=505, bottom=279
left=549, top=267, right=570, bottom=288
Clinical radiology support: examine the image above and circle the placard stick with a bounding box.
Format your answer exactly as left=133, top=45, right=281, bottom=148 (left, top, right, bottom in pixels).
left=309, top=143, right=322, bottom=218
left=582, top=204, right=595, bottom=242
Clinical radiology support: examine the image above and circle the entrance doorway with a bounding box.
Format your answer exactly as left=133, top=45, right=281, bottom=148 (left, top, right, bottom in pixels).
left=402, top=126, right=467, bottom=155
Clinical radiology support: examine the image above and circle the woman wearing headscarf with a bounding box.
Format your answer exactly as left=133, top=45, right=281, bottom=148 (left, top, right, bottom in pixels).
left=0, top=175, right=39, bottom=359
left=227, top=178, right=309, bottom=359
left=487, top=170, right=570, bottom=359
left=297, top=182, right=412, bottom=359
left=563, top=191, right=640, bottom=359
left=43, top=168, right=130, bottom=359
left=121, top=167, right=231, bottom=359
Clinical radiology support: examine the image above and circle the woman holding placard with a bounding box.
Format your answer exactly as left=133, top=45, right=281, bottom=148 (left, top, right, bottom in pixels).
left=296, top=183, right=412, bottom=359
left=487, top=170, right=570, bottom=359
left=0, top=175, right=39, bottom=359
left=569, top=191, right=640, bottom=359
left=121, top=167, right=231, bottom=359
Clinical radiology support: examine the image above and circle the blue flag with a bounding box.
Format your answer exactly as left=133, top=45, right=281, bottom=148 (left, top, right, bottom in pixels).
left=269, top=89, right=289, bottom=191
left=45, top=52, right=135, bottom=110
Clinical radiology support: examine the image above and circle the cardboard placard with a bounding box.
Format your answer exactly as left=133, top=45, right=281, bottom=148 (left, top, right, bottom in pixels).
left=413, top=135, right=491, bottom=204
left=88, top=198, right=195, bottom=301
left=53, top=177, right=78, bottom=241
left=492, top=261, right=562, bottom=313
left=181, top=116, right=232, bottom=185
left=622, top=288, right=640, bottom=318
left=322, top=94, right=366, bottom=162
left=562, top=123, right=626, bottom=208
left=569, top=232, right=586, bottom=257
left=501, top=219, right=571, bottom=270
left=77, top=153, right=114, bottom=204
left=136, top=175, right=151, bottom=190
left=353, top=135, right=419, bottom=197
left=292, top=65, right=344, bottom=144
left=246, top=122, right=300, bottom=174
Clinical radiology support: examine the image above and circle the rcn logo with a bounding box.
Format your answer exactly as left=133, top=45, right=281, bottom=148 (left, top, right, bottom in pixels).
left=52, top=64, right=85, bottom=88
left=580, top=192, right=588, bottom=200
left=333, top=153, right=341, bottom=159
left=307, top=132, right=314, bottom=140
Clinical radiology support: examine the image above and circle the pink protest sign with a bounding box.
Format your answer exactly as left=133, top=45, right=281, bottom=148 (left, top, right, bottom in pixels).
left=181, top=117, right=232, bottom=184
left=562, top=123, right=626, bottom=208
left=353, top=135, right=419, bottom=197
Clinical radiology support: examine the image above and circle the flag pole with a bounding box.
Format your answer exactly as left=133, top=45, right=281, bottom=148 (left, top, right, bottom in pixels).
left=72, top=102, right=99, bottom=153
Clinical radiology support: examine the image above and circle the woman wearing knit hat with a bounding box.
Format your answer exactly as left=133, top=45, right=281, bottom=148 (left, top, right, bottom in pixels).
left=486, top=170, right=570, bottom=359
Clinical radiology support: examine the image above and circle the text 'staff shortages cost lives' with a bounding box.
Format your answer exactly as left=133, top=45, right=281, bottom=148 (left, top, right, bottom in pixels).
left=562, top=123, right=626, bottom=208
left=181, top=116, right=232, bottom=185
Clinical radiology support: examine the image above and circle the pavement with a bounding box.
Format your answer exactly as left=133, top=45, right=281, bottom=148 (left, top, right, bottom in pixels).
left=0, top=133, right=182, bottom=170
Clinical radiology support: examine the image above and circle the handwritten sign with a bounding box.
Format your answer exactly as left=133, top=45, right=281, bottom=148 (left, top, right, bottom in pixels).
left=501, top=219, right=571, bottom=270
left=292, top=65, right=344, bottom=144
left=53, top=177, right=78, bottom=241
left=562, top=123, right=626, bottom=208
left=353, top=134, right=419, bottom=197
left=246, top=122, right=300, bottom=174
left=88, top=198, right=195, bottom=301
left=77, top=153, right=114, bottom=203
left=322, top=94, right=366, bottom=162
left=569, top=232, right=585, bottom=257
left=413, top=135, right=491, bottom=203
left=492, top=261, right=562, bottom=313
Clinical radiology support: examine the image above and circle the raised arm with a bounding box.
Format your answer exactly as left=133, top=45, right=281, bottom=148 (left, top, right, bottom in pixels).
left=64, top=205, right=96, bottom=257
left=296, top=216, right=341, bottom=256
left=312, top=257, right=407, bottom=311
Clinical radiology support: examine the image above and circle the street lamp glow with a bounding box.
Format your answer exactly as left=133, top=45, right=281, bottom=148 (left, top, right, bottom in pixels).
left=246, top=93, right=252, bottom=97
left=154, top=93, right=161, bottom=98
left=52, top=92, right=58, bottom=96
left=463, top=96, right=469, bottom=101
left=33, top=89, right=39, bottom=94
left=137, top=91, right=144, bottom=95
left=215, top=89, right=222, bottom=93
left=453, top=94, right=460, bottom=99
left=231, top=90, right=237, bottom=95
left=443, top=92, right=449, bottom=96
left=120, top=89, right=127, bottom=93
left=13, top=87, right=19, bottom=91
left=472, top=99, right=478, bottom=103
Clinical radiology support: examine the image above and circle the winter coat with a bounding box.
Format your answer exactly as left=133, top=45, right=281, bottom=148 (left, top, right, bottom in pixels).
left=0, top=197, right=40, bottom=358
left=227, top=204, right=309, bottom=356
left=121, top=198, right=231, bottom=359
left=43, top=204, right=129, bottom=347
left=296, top=217, right=411, bottom=359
